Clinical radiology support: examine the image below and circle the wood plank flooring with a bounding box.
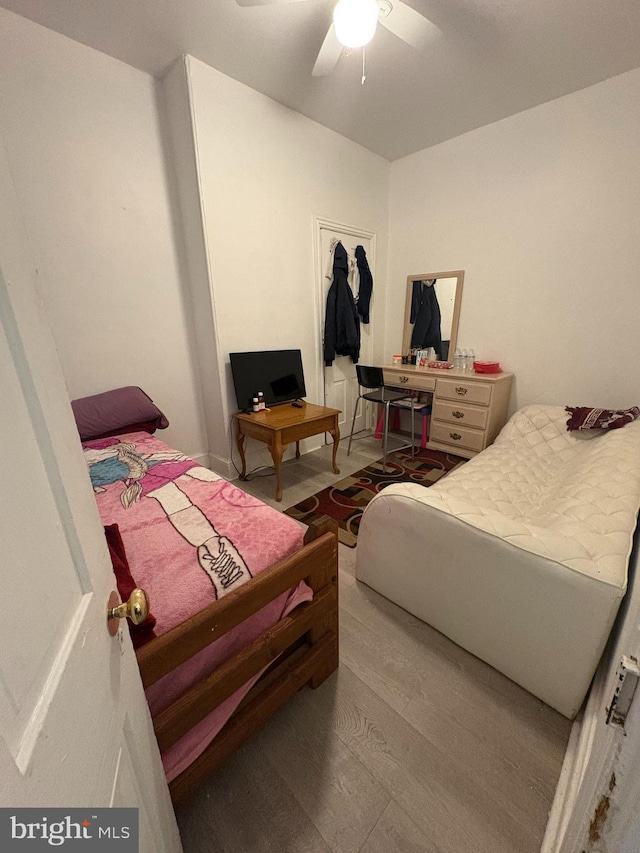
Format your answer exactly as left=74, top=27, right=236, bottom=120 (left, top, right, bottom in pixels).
left=175, top=437, right=571, bottom=853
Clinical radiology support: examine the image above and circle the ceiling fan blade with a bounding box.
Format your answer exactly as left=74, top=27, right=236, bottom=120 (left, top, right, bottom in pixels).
left=312, top=23, right=344, bottom=77
left=236, top=0, right=310, bottom=7
left=379, top=0, right=441, bottom=50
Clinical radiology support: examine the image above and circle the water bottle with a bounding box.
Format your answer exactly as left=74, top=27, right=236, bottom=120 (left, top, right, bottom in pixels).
left=467, top=348, right=475, bottom=373
left=460, top=348, right=468, bottom=371
left=453, top=348, right=462, bottom=370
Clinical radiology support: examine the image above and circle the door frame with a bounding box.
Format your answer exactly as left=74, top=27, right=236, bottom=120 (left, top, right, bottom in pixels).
left=542, top=534, right=640, bottom=851
left=312, top=216, right=376, bottom=431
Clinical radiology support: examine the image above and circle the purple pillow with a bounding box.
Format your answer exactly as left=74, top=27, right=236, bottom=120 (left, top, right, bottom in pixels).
left=72, top=387, right=169, bottom=441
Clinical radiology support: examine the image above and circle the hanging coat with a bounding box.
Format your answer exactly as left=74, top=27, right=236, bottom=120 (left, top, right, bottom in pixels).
left=324, top=237, right=340, bottom=282
left=410, top=279, right=442, bottom=355
left=324, top=242, right=360, bottom=366
left=355, top=245, right=373, bottom=324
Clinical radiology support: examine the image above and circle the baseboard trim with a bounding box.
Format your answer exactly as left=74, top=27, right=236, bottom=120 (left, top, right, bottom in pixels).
left=190, top=453, right=211, bottom=469
left=207, top=452, right=235, bottom=481
left=206, top=435, right=326, bottom=485
left=540, top=711, right=584, bottom=852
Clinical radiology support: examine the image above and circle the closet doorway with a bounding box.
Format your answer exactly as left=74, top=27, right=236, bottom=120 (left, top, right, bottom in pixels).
left=315, top=218, right=375, bottom=441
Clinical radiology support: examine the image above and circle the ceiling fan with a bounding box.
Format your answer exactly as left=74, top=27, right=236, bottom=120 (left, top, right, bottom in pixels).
left=236, top=0, right=441, bottom=77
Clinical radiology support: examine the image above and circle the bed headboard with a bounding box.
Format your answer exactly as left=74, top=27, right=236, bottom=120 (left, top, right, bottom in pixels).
left=71, top=386, right=169, bottom=441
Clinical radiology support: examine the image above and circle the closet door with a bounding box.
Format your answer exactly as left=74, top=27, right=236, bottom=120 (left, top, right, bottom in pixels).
left=318, top=222, right=375, bottom=440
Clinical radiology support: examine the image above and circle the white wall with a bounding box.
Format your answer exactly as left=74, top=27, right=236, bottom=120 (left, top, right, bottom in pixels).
left=183, top=57, right=390, bottom=470
left=162, top=58, right=226, bottom=472
left=0, top=13, right=390, bottom=473
left=388, top=68, right=640, bottom=411
left=0, top=9, right=208, bottom=459
left=9, top=8, right=638, bottom=466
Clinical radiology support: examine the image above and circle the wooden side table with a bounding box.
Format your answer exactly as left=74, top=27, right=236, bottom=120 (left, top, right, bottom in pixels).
left=234, top=402, right=341, bottom=502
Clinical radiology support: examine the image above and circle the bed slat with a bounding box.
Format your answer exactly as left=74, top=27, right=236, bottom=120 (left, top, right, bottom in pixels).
left=154, top=585, right=335, bottom=752
left=136, top=514, right=338, bottom=804
left=137, top=529, right=337, bottom=688
left=168, top=631, right=336, bottom=804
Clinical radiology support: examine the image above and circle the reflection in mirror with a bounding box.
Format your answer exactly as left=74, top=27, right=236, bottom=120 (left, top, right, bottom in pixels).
left=402, top=270, right=464, bottom=362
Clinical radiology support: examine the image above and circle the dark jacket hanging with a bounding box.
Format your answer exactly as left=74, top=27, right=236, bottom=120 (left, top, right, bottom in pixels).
left=324, top=242, right=360, bottom=366
left=355, top=245, right=373, bottom=324
left=410, top=279, right=442, bottom=355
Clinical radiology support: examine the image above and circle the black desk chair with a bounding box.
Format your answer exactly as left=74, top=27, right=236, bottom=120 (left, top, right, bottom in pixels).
left=347, top=365, right=416, bottom=473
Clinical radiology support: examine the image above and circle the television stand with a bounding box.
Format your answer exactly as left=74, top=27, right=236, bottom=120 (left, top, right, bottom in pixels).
left=234, top=402, right=341, bottom=502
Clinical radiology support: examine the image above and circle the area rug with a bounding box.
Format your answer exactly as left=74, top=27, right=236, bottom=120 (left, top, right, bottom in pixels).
left=284, top=446, right=465, bottom=547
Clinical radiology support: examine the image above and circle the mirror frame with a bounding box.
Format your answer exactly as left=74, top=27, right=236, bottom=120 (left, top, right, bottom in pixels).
left=402, top=270, right=465, bottom=361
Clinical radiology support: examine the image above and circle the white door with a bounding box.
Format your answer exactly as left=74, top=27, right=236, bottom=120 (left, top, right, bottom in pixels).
left=542, top=540, right=640, bottom=853
left=317, top=220, right=375, bottom=441
left=0, top=136, right=181, bottom=851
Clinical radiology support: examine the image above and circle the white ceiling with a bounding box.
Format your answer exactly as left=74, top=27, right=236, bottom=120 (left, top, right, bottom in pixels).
left=3, top=0, right=640, bottom=161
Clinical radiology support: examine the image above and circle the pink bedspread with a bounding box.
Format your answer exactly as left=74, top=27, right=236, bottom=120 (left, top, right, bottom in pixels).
left=83, top=431, right=310, bottom=781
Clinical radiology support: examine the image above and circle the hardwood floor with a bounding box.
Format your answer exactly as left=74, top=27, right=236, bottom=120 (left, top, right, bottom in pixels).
left=176, top=436, right=570, bottom=853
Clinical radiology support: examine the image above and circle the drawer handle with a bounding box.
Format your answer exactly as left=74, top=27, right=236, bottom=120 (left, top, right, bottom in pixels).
left=454, top=387, right=468, bottom=396
left=450, top=432, right=462, bottom=441
left=452, top=410, right=464, bottom=419
left=399, top=375, right=409, bottom=383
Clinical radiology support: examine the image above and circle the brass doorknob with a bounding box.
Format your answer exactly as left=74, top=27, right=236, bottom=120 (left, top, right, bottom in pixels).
left=107, top=588, right=150, bottom=636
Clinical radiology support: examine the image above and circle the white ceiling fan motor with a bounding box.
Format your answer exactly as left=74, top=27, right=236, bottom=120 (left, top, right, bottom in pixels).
left=377, top=1, right=393, bottom=21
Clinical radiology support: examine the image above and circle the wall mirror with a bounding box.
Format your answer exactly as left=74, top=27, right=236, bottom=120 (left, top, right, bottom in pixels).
left=402, top=270, right=464, bottom=362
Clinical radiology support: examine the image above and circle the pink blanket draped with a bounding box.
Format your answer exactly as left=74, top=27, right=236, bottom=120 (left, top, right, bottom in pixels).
left=83, top=431, right=310, bottom=781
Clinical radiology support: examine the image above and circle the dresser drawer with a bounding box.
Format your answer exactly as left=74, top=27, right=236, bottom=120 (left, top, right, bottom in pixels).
left=432, top=400, right=488, bottom=429
left=383, top=370, right=436, bottom=393
left=430, top=421, right=486, bottom=453
left=436, top=378, right=492, bottom=406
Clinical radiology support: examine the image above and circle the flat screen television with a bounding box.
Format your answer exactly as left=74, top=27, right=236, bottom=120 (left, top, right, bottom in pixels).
left=230, top=349, right=307, bottom=411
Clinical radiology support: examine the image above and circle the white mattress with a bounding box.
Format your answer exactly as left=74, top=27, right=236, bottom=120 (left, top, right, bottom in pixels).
left=355, top=405, right=640, bottom=717
left=389, top=405, right=640, bottom=588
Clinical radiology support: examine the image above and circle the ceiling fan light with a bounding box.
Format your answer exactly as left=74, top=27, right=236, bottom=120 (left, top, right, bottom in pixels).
left=333, top=0, right=379, bottom=49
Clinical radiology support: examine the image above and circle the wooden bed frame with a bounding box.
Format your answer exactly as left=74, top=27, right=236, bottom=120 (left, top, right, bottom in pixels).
left=135, top=516, right=339, bottom=805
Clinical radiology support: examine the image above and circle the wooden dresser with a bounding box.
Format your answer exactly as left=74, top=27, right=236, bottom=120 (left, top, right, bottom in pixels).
left=382, top=364, right=513, bottom=459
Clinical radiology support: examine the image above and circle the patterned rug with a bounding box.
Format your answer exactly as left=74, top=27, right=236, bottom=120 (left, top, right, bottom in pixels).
left=284, top=446, right=465, bottom=548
